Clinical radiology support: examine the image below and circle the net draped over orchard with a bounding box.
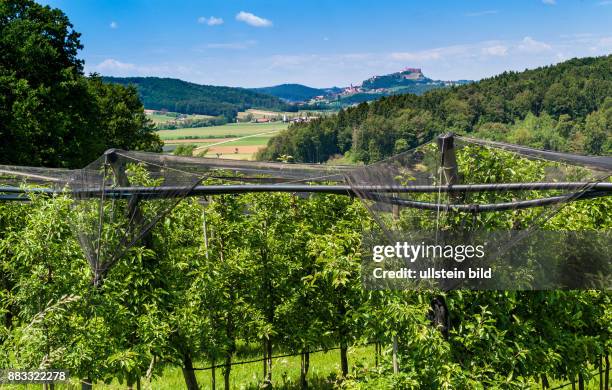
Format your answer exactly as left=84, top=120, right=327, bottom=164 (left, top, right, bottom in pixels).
left=0, top=137, right=610, bottom=389
left=1, top=137, right=609, bottom=289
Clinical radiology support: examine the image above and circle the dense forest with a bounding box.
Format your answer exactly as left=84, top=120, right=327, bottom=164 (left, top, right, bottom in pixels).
left=0, top=0, right=162, bottom=169
left=258, top=56, right=612, bottom=163
left=103, top=77, right=296, bottom=120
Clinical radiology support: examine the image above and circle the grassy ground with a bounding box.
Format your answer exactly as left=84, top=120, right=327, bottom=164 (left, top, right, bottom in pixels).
left=1, top=350, right=607, bottom=390
left=217, top=136, right=274, bottom=146
left=0, top=345, right=374, bottom=389
left=157, top=122, right=287, bottom=160
left=147, top=112, right=215, bottom=125
left=136, top=345, right=375, bottom=390
left=157, top=122, right=287, bottom=141
left=236, top=109, right=322, bottom=120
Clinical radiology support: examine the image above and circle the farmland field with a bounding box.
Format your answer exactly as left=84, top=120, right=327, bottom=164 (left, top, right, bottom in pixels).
left=157, top=122, right=287, bottom=140
left=157, top=122, right=288, bottom=159
left=237, top=108, right=334, bottom=120
left=146, top=111, right=216, bottom=125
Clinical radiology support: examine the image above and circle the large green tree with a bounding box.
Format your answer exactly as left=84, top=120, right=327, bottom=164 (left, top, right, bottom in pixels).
left=0, top=0, right=162, bottom=168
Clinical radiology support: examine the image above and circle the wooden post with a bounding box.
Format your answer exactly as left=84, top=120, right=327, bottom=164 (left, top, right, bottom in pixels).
left=392, top=204, right=400, bottom=219
left=437, top=133, right=459, bottom=187
left=429, top=133, right=457, bottom=338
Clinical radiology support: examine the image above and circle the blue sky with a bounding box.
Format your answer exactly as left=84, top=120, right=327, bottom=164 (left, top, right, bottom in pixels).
left=38, top=0, right=612, bottom=87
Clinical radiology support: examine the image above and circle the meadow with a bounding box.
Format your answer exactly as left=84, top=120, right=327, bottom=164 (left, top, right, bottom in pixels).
left=156, top=122, right=288, bottom=160
left=156, top=122, right=287, bottom=141
left=146, top=111, right=216, bottom=125
left=236, top=109, right=331, bottom=121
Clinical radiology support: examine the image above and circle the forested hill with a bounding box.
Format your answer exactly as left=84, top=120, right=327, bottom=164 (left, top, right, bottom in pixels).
left=102, top=77, right=295, bottom=119
left=257, top=56, right=612, bottom=163
left=253, top=83, right=328, bottom=102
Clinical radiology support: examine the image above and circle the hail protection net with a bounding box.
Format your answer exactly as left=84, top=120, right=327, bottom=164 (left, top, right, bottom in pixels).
left=347, top=136, right=612, bottom=290
left=1, top=142, right=609, bottom=290
left=0, top=164, right=74, bottom=199
left=66, top=150, right=350, bottom=286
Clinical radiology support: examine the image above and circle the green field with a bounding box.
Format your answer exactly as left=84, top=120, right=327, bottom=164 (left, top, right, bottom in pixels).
left=157, top=122, right=288, bottom=141
left=213, top=136, right=274, bottom=147
left=147, top=112, right=215, bottom=125
left=107, top=345, right=375, bottom=390
left=236, top=108, right=334, bottom=121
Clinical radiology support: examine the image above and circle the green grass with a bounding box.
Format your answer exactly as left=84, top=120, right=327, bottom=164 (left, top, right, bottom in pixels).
left=147, top=112, right=215, bottom=125
left=2, top=349, right=607, bottom=390
left=133, top=345, right=374, bottom=390
left=157, top=122, right=287, bottom=140
left=216, top=136, right=274, bottom=147
left=0, top=345, right=373, bottom=389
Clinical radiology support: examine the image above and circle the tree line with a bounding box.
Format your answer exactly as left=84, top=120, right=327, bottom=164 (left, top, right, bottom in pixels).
left=103, top=77, right=297, bottom=121
left=257, top=55, right=612, bottom=163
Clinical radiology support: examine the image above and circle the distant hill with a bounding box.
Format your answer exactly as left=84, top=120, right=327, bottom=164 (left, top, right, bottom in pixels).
left=264, top=68, right=473, bottom=107
left=253, top=84, right=328, bottom=102
left=258, top=55, right=612, bottom=163
left=102, top=77, right=294, bottom=119
left=361, top=67, right=429, bottom=89
left=354, top=67, right=471, bottom=98
left=253, top=70, right=470, bottom=106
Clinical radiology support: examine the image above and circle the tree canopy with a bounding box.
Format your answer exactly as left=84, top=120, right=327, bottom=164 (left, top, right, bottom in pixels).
left=103, top=77, right=296, bottom=120
left=0, top=0, right=162, bottom=168
left=258, top=55, right=612, bottom=163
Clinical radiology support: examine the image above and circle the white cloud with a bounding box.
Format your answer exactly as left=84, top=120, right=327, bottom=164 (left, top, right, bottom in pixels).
left=84, top=33, right=612, bottom=88
left=95, top=59, right=135, bottom=72
left=88, top=58, right=180, bottom=77
left=109, top=21, right=118, bottom=29
left=516, top=36, right=552, bottom=52
left=197, top=16, right=224, bottom=26
left=465, top=10, right=499, bottom=17
left=482, top=45, right=508, bottom=56
left=542, top=0, right=556, bottom=4
left=235, top=11, right=272, bottom=27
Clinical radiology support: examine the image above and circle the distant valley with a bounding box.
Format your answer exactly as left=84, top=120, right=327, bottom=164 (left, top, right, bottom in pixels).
left=252, top=68, right=472, bottom=106
left=102, top=68, right=471, bottom=120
